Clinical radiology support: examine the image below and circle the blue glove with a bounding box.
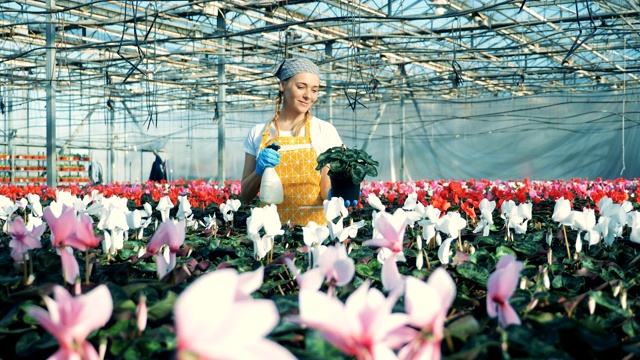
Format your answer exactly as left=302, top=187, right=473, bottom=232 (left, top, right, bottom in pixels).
left=328, top=189, right=359, bottom=207
left=255, top=147, right=281, bottom=176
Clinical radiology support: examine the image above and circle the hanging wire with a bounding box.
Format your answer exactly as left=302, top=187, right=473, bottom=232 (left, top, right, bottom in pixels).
left=143, top=1, right=159, bottom=130
left=619, top=37, right=626, bottom=176
left=561, top=0, right=597, bottom=65
left=451, top=18, right=463, bottom=90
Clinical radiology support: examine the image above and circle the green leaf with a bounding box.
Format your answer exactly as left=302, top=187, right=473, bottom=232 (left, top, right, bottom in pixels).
left=100, top=319, right=131, bottom=337
left=15, top=330, right=57, bottom=356
left=117, top=248, right=136, bottom=261
left=271, top=295, right=300, bottom=315
left=0, top=304, right=19, bottom=328
left=124, top=344, right=143, bottom=360
left=551, top=275, right=563, bottom=289
left=108, top=283, right=134, bottom=309
left=495, top=246, right=516, bottom=259
left=355, top=262, right=374, bottom=278
left=147, top=291, right=178, bottom=321
left=350, top=163, right=366, bottom=184
left=474, top=235, right=500, bottom=246
left=456, top=263, right=490, bottom=285
left=298, top=330, right=347, bottom=359
left=591, top=290, right=631, bottom=317
left=110, top=338, right=131, bottom=357
left=349, top=247, right=374, bottom=260
left=364, top=164, right=378, bottom=177
left=15, top=331, right=41, bottom=357
left=551, top=274, right=585, bottom=293
left=506, top=323, right=567, bottom=357
left=116, top=299, right=137, bottom=312
left=622, top=318, right=640, bottom=338
left=468, top=248, right=496, bottom=269
left=572, top=318, right=619, bottom=351
left=512, top=234, right=544, bottom=255
left=329, top=161, right=346, bottom=173
left=447, top=315, right=481, bottom=341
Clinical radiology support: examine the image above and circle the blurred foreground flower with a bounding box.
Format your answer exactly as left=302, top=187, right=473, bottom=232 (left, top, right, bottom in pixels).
left=295, top=281, right=413, bottom=360
left=27, top=285, right=112, bottom=360
left=174, top=268, right=295, bottom=360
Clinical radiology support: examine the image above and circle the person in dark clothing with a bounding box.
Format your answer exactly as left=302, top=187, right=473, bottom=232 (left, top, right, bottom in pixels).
left=149, top=152, right=167, bottom=181
left=88, top=161, right=103, bottom=185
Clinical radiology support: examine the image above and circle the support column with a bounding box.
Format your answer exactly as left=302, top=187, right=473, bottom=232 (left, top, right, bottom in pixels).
left=109, top=106, right=115, bottom=183
left=325, top=41, right=333, bottom=124
left=46, top=0, right=57, bottom=187
left=399, top=64, right=406, bottom=181
left=217, top=11, right=226, bottom=183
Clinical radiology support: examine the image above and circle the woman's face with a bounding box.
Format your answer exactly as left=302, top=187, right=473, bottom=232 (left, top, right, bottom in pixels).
left=280, top=72, right=320, bottom=115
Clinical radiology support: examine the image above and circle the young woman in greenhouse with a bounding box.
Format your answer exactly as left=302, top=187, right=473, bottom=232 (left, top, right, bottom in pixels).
left=240, top=58, right=350, bottom=226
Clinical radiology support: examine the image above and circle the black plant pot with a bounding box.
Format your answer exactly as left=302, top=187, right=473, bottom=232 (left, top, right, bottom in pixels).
left=330, top=175, right=361, bottom=201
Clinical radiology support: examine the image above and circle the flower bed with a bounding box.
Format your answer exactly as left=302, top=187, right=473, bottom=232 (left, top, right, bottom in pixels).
left=0, top=178, right=638, bottom=359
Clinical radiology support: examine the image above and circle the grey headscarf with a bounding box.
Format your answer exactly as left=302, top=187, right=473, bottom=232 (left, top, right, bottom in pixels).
left=274, top=58, right=320, bottom=82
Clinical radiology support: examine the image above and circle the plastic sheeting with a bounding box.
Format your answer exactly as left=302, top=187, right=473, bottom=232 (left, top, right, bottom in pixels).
left=195, top=90, right=639, bottom=182
left=10, top=89, right=636, bottom=182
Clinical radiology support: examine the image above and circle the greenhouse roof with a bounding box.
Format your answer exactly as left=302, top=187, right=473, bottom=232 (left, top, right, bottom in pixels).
left=1, top=0, right=640, bottom=112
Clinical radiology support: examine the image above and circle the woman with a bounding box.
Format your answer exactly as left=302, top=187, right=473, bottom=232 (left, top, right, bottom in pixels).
left=241, top=58, right=342, bottom=226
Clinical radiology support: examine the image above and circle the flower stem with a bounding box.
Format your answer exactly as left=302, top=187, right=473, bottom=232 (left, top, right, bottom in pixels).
left=85, top=249, right=90, bottom=285
left=444, top=328, right=455, bottom=354
left=562, top=225, right=571, bottom=259
left=22, top=253, right=28, bottom=285
left=424, top=249, right=431, bottom=270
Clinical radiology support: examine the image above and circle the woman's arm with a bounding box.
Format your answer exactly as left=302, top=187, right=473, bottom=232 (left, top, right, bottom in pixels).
left=241, top=153, right=262, bottom=204
left=320, top=165, right=331, bottom=200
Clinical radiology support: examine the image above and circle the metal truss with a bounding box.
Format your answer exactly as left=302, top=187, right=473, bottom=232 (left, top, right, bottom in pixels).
left=0, top=0, right=639, bottom=116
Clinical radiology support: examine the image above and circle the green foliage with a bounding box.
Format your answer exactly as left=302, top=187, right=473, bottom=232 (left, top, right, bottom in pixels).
left=315, top=145, right=379, bottom=184
left=0, top=194, right=639, bottom=359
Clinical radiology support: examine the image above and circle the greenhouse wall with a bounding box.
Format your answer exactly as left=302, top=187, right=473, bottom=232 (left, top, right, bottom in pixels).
left=3, top=89, right=639, bottom=183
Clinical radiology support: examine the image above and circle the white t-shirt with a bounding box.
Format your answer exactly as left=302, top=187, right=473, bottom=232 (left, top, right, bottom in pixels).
left=242, top=116, right=343, bottom=157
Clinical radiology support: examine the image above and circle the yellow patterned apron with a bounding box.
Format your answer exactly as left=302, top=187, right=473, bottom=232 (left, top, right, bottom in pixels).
left=260, top=120, right=326, bottom=226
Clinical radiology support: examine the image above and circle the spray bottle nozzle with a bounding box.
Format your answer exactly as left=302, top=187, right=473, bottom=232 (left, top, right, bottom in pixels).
left=267, top=142, right=281, bottom=151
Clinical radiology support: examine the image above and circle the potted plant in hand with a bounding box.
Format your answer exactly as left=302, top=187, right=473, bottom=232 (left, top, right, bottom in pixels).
left=315, top=145, right=379, bottom=201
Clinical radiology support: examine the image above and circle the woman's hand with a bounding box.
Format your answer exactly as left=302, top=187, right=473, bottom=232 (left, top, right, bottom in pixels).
left=328, top=189, right=359, bottom=207
left=255, top=148, right=281, bottom=176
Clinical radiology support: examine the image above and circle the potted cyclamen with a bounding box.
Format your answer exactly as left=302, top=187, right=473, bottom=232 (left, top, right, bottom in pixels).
left=315, top=145, right=379, bottom=201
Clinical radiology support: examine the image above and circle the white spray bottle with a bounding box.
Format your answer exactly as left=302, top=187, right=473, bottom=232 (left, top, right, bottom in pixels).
left=259, top=143, right=283, bottom=204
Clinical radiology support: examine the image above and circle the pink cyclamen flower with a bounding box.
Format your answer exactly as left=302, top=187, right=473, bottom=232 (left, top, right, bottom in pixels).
left=296, top=281, right=414, bottom=360
left=285, top=258, right=326, bottom=291
left=174, top=268, right=295, bottom=360
left=136, top=294, right=147, bottom=334
left=381, top=252, right=404, bottom=292
left=147, top=219, right=186, bottom=279
left=43, top=205, right=81, bottom=284
left=8, top=216, right=46, bottom=263
left=285, top=244, right=355, bottom=293
left=315, top=243, right=355, bottom=287
left=43, top=205, right=78, bottom=247
left=27, top=284, right=113, bottom=360
left=487, top=254, right=524, bottom=328
left=399, top=268, right=457, bottom=360
left=67, top=213, right=101, bottom=251
left=364, top=208, right=408, bottom=254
